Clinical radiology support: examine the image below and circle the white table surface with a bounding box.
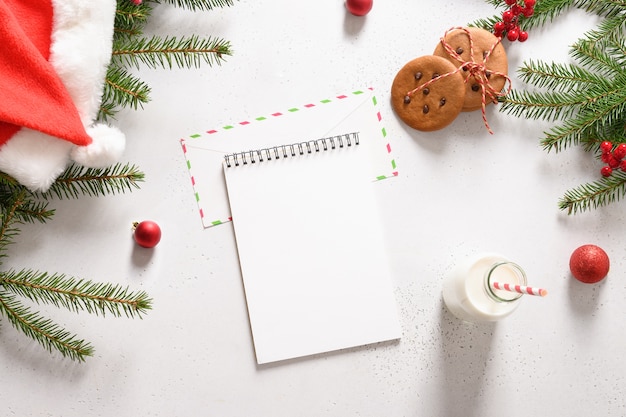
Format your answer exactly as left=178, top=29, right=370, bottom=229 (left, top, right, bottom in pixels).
left=3, top=1, right=625, bottom=416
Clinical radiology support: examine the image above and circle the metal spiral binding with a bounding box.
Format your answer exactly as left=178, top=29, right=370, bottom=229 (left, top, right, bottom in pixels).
left=224, top=132, right=360, bottom=168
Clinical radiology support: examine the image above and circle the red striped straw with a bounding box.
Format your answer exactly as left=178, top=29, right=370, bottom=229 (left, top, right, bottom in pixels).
left=491, top=282, right=548, bottom=297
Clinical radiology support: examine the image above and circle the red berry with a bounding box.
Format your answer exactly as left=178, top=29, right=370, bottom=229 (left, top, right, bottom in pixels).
left=505, top=0, right=517, bottom=4
left=507, top=28, right=519, bottom=41
left=524, top=0, right=536, bottom=8
left=133, top=220, right=162, bottom=248
left=569, top=244, right=610, bottom=284
left=518, top=31, right=529, bottom=42
left=614, top=143, right=626, bottom=159
left=601, top=152, right=611, bottom=163
left=601, top=166, right=613, bottom=177
left=494, top=21, right=506, bottom=33
left=600, top=141, right=613, bottom=152
left=345, top=0, right=373, bottom=16
left=502, top=10, right=514, bottom=23
left=608, top=154, right=621, bottom=168
left=620, top=160, right=626, bottom=171
left=511, top=4, right=522, bottom=15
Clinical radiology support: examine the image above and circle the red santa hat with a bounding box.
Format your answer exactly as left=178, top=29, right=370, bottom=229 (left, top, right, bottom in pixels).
left=0, top=0, right=125, bottom=191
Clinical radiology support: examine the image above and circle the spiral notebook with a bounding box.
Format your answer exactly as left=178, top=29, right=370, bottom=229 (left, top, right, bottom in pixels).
left=223, top=132, right=401, bottom=364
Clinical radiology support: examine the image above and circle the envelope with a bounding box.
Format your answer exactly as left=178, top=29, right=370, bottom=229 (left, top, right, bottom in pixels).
left=179, top=88, right=398, bottom=228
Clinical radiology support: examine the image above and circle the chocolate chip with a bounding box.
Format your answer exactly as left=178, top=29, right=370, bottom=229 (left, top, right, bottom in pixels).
left=462, top=66, right=468, bottom=72
left=483, top=51, right=488, bottom=60
left=414, top=72, right=422, bottom=81
left=403, top=95, right=411, bottom=104
left=423, top=88, right=430, bottom=95
left=423, top=105, right=429, bottom=114
left=472, top=84, right=480, bottom=92
left=439, top=98, right=446, bottom=107
left=486, top=71, right=492, bottom=79
left=432, top=73, right=440, bottom=79
left=456, top=47, right=464, bottom=55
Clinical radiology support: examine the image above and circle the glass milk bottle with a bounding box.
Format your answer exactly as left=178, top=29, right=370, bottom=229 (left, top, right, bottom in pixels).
left=442, top=253, right=527, bottom=322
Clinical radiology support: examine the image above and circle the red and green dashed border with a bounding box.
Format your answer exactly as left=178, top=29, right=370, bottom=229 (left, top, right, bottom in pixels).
left=180, top=88, right=398, bottom=227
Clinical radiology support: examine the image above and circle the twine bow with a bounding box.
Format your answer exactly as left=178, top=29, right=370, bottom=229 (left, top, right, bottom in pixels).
left=406, top=26, right=511, bottom=134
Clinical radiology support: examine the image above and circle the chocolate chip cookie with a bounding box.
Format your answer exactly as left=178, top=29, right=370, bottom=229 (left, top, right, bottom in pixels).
left=433, top=27, right=508, bottom=112
left=391, top=55, right=466, bottom=131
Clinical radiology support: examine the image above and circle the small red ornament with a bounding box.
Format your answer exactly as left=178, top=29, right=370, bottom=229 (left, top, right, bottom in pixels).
left=345, top=0, right=373, bottom=16
left=569, top=244, right=610, bottom=284
left=133, top=220, right=162, bottom=248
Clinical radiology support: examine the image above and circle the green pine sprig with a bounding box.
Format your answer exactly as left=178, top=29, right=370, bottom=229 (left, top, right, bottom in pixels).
left=559, top=169, right=626, bottom=214
left=152, top=0, right=237, bottom=12
left=114, top=0, right=151, bottom=36
left=1, top=269, right=152, bottom=319
left=0, top=189, right=54, bottom=265
left=111, top=34, right=232, bottom=70
left=0, top=289, right=94, bottom=361
left=101, top=66, right=152, bottom=119
left=42, top=163, right=145, bottom=200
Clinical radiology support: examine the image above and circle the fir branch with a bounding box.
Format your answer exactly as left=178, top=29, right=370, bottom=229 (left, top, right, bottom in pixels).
left=579, top=14, right=626, bottom=46
left=500, top=89, right=588, bottom=122
left=0, top=189, right=52, bottom=261
left=114, top=0, right=151, bottom=36
left=0, top=172, right=21, bottom=188
left=103, top=66, right=152, bottom=111
left=517, top=60, right=611, bottom=92
left=570, top=36, right=626, bottom=76
left=111, top=35, right=232, bottom=70
left=0, top=269, right=153, bottom=318
left=577, top=0, right=626, bottom=18
left=150, top=0, right=237, bottom=12
left=42, top=163, right=145, bottom=200
left=0, top=290, right=94, bottom=361
left=540, top=86, right=626, bottom=152
left=559, top=169, right=626, bottom=214
left=0, top=189, right=25, bottom=263
left=97, top=99, right=120, bottom=123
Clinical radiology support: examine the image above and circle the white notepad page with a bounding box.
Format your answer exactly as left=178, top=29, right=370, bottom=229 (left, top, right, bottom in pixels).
left=223, top=133, right=401, bottom=364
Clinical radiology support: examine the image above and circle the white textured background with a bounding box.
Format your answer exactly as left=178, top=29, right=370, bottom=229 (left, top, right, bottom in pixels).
left=2, top=1, right=624, bottom=416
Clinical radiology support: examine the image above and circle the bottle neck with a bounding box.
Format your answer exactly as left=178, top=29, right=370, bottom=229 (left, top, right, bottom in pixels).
left=484, top=261, right=527, bottom=303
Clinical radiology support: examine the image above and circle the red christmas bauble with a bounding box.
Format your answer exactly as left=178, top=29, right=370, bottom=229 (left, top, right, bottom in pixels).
left=345, top=0, right=373, bottom=16
left=569, top=244, right=610, bottom=283
left=133, top=220, right=162, bottom=248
